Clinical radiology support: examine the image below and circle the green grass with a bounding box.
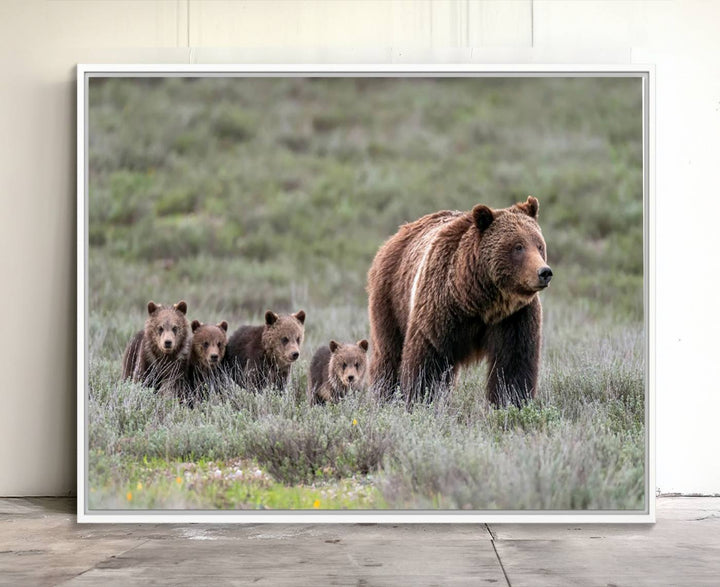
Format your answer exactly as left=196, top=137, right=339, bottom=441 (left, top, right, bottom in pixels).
left=89, top=453, right=385, bottom=510
left=87, top=76, right=645, bottom=511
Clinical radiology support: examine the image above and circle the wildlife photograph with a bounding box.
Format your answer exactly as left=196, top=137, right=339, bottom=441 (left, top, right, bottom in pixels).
left=84, top=74, right=646, bottom=513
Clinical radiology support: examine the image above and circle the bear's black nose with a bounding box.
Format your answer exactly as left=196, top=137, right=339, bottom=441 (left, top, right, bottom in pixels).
left=290, top=351, right=299, bottom=361
left=164, top=340, right=173, bottom=348
left=347, top=374, right=355, bottom=382
left=210, top=354, right=219, bottom=362
left=538, top=266, right=553, bottom=285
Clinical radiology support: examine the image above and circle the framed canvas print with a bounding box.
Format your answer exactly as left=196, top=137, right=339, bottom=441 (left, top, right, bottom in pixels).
left=77, top=65, right=654, bottom=523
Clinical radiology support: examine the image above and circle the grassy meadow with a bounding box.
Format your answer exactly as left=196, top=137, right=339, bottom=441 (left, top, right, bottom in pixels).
left=87, top=76, right=645, bottom=511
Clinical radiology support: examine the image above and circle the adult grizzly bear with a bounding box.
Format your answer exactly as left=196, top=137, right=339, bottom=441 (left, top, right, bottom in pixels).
left=225, top=310, right=306, bottom=391
left=121, top=300, right=191, bottom=396
left=367, top=196, right=552, bottom=407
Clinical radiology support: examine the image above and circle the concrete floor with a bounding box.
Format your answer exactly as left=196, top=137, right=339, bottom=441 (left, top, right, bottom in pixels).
left=0, top=498, right=718, bottom=586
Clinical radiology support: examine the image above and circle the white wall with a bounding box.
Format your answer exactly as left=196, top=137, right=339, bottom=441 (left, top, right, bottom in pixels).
left=1, top=0, right=718, bottom=496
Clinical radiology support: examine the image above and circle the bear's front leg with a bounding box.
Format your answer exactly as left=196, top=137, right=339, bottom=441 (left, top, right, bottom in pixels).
left=485, top=296, right=542, bottom=407
left=400, top=328, right=453, bottom=405
left=132, top=352, right=148, bottom=384
left=315, top=382, right=333, bottom=405
left=270, top=366, right=290, bottom=391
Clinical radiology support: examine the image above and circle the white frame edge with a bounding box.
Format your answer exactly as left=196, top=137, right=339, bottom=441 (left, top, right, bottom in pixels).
left=77, top=63, right=655, bottom=524
left=77, top=65, right=87, bottom=524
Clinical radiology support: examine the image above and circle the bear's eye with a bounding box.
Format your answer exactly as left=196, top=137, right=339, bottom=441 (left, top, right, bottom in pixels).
left=282, top=336, right=289, bottom=345
left=158, top=327, right=164, bottom=334
left=342, top=362, right=347, bottom=370
left=218, top=342, right=223, bottom=349
left=172, top=326, right=178, bottom=334
left=296, top=337, right=301, bottom=344
left=537, top=244, right=544, bottom=253
left=203, top=341, right=209, bottom=349
left=514, top=243, right=524, bottom=252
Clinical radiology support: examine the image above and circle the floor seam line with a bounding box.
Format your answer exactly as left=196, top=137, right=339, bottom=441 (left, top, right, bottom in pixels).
left=56, top=538, right=151, bottom=585
left=489, top=530, right=511, bottom=587
left=485, top=522, right=497, bottom=541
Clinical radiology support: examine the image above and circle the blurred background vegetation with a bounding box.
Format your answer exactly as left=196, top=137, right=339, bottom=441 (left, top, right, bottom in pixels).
left=87, top=76, right=645, bottom=510
left=89, top=76, right=642, bottom=322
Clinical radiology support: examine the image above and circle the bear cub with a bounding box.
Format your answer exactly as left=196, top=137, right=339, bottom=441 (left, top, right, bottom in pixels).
left=121, top=300, right=191, bottom=395
left=309, top=339, right=369, bottom=405
left=225, top=310, right=306, bottom=391
left=184, top=320, right=229, bottom=404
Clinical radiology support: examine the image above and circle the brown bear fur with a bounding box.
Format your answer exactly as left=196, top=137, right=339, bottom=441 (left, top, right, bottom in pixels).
left=367, top=196, right=552, bottom=406
left=308, top=339, right=369, bottom=405
left=224, top=310, right=306, bottom=391
left=121, top=301, right=191, bottom=396
left=184, top=320, right=229, bottom=404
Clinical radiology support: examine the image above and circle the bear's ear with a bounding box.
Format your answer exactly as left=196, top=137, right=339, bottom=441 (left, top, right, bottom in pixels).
left=174, top=301, right=188, bottom=315
left=472, top=204, right=495, bottom=231
left=357, top=339, right=369, bottom=352
left=147, top=301, right=159, bottom=315
left=294, top=310, right=306, bottom=325
left=191, top=320, right=202, bottom=332
left=329, top=340, right=340, bottom=353
left=516, top=196, right=539, bottom=218
left=265, top=310, right=279, bottom=326
left=218, top=320, right=228, bottom=332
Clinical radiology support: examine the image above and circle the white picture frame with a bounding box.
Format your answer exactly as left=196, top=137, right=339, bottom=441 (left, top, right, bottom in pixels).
left=78, top=64, right=654, bottom=523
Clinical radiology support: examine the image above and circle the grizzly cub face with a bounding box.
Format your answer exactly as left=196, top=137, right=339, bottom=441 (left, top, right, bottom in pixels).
left=329, top=340, right=369, bottom=391
left=190, top=320, right=228, bottom=371
left=146, top=301, right=190, bottom=358
left=261, top=310, right=305, bottom=367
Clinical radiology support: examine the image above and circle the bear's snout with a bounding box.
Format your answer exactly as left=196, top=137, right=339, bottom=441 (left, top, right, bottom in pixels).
left=209, top=353, right=219, bottom=363
left=163, top=339, right=173, bottom=349
left=290, top=351, right=300, bottom=361
left=342, top=369, right=364, bottom=388
left=537, top=266, right=553, bottom=287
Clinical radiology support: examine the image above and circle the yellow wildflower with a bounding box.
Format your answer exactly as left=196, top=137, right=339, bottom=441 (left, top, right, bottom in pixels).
left=136, top=482, right=143, bottom=490
left=313, top=499, right=321, bottom=509
left=176, top=476, right=183, bottom=485
left=352, top=418, right=358, bottom=426
left=126, top=491, right=132, bottom=502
